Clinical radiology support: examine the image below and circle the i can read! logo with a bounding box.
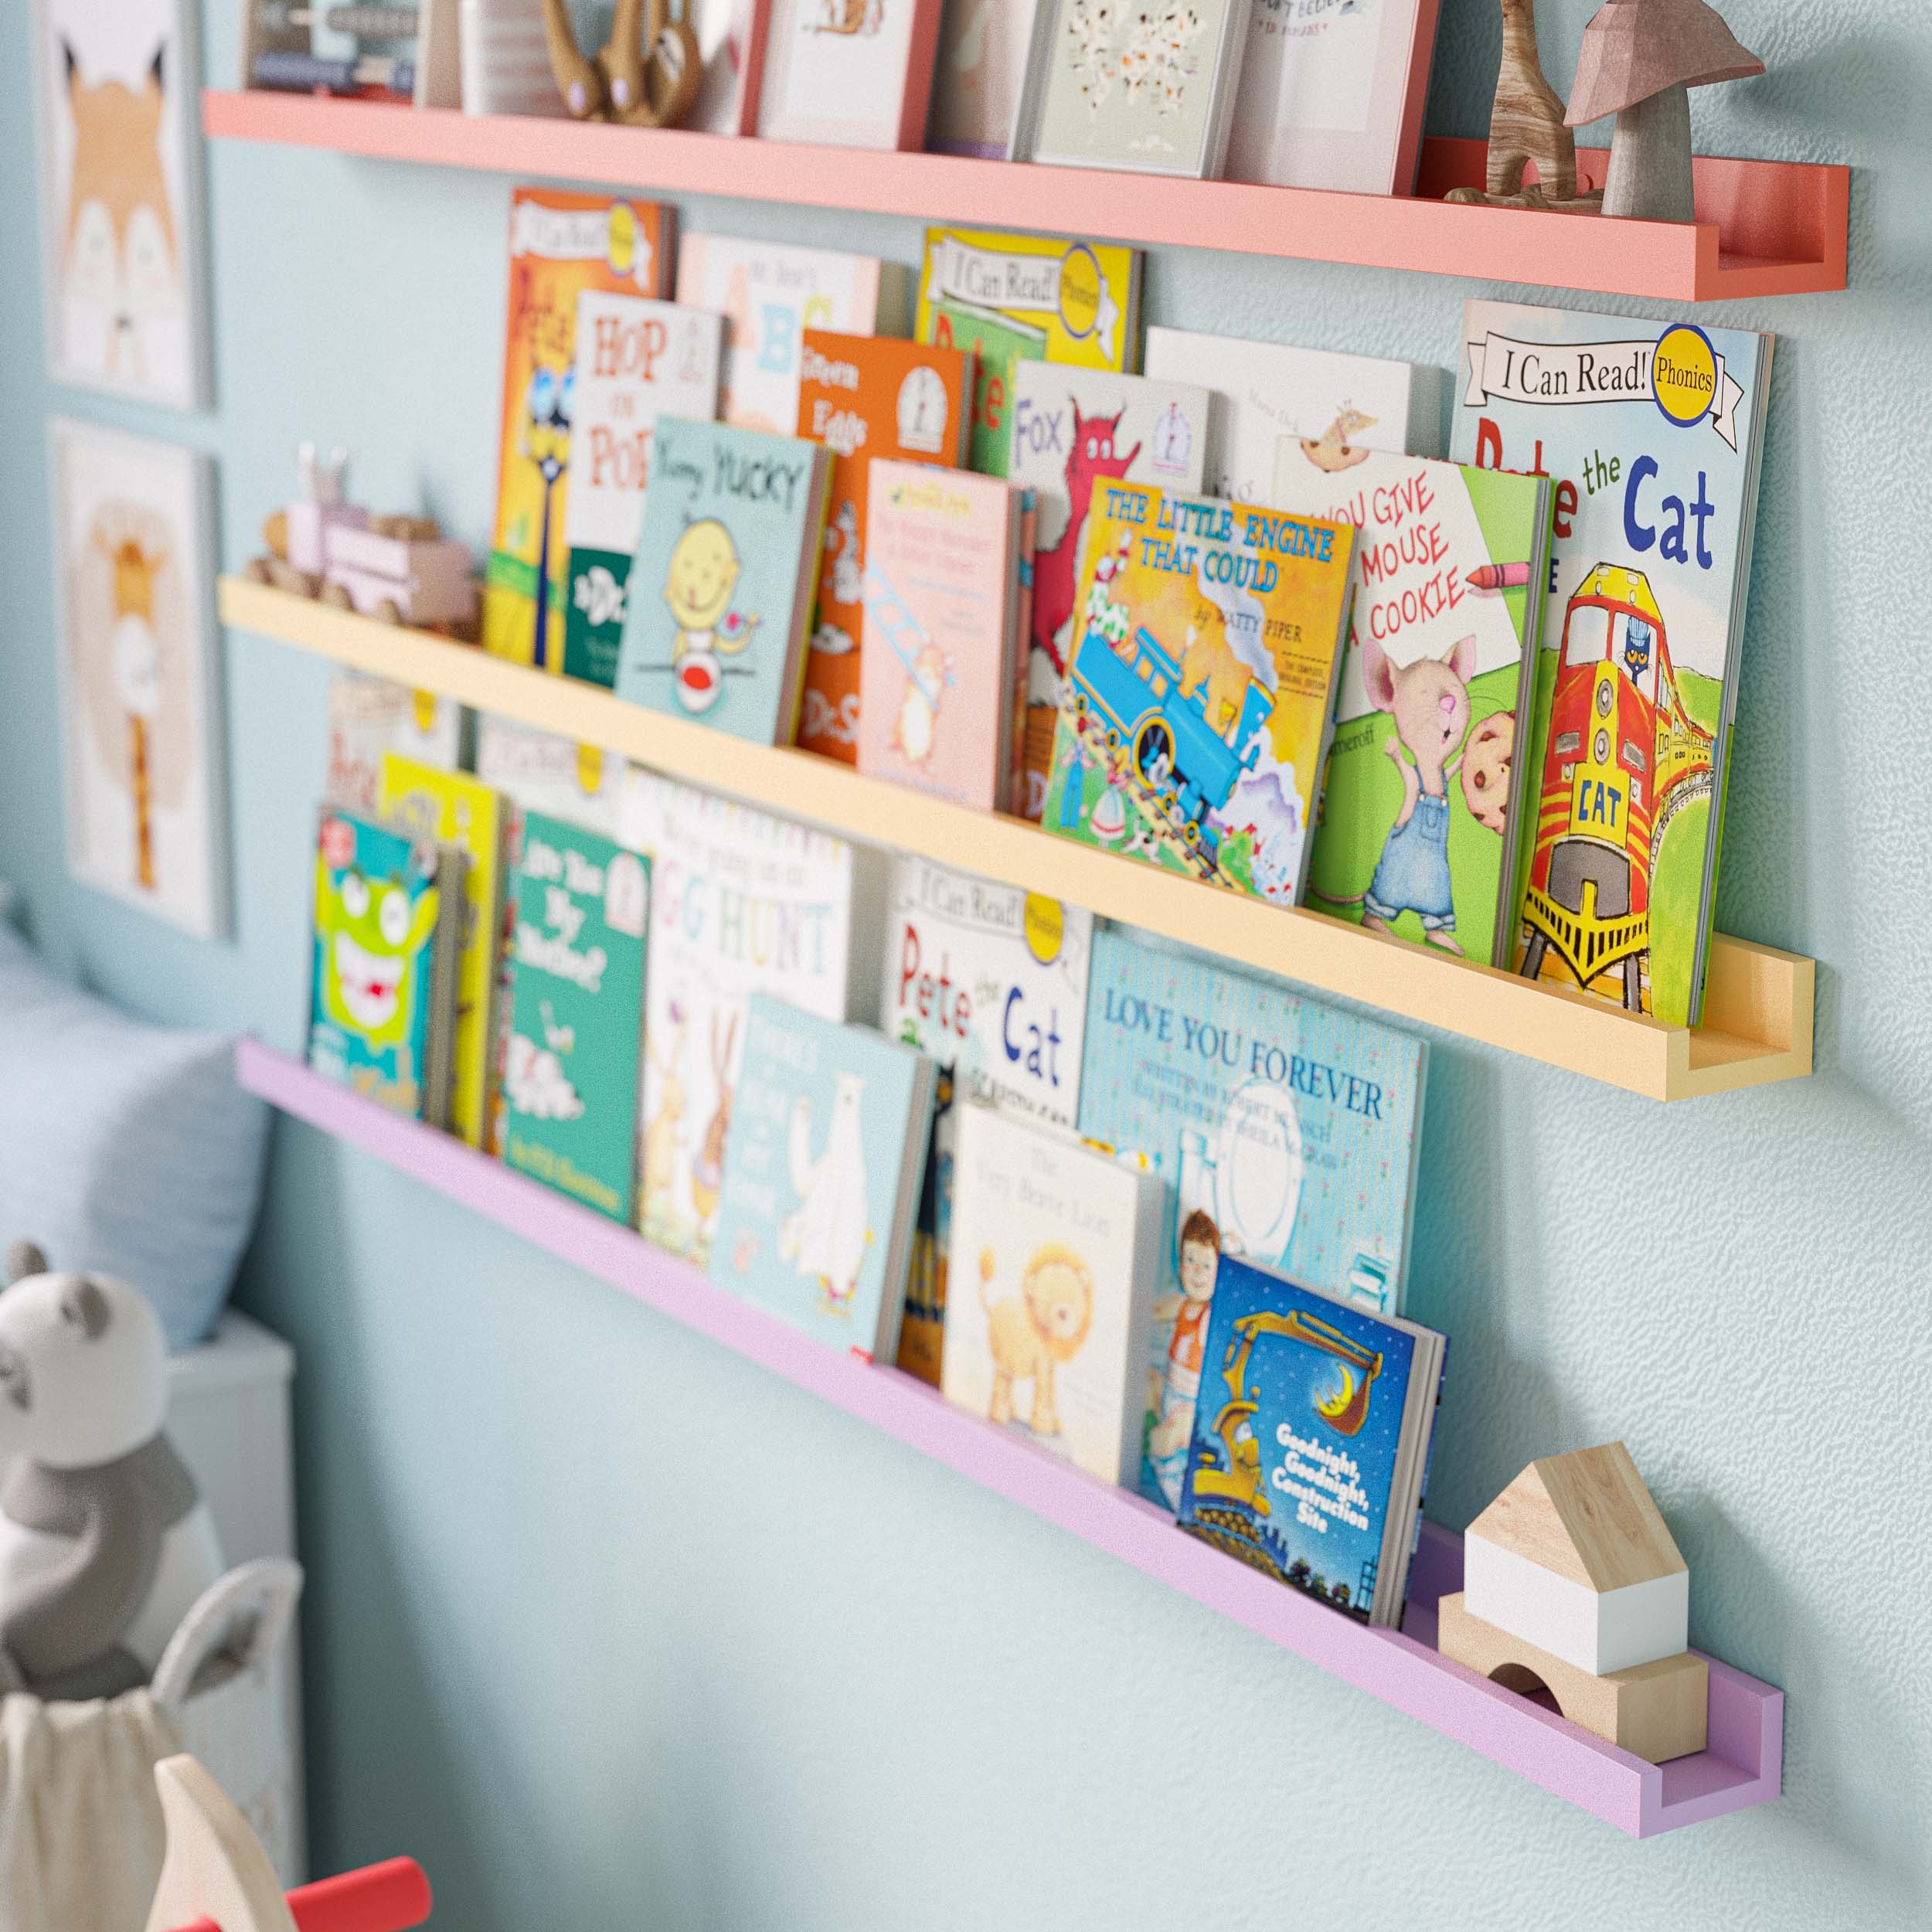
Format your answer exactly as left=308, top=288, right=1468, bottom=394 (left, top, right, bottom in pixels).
left=1652, top=324, right=1719, bottom=427
left=1056, top=244, right=1104, bottom=343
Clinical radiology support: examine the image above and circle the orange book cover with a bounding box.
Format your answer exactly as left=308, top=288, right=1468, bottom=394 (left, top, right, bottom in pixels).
left=794, top=329, right=973, bottom=763
left=481, top=188, right=675, bottom=673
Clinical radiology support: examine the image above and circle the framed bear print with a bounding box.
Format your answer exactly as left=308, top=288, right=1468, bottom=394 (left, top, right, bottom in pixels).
left=32, top=0, right=211, bottom=410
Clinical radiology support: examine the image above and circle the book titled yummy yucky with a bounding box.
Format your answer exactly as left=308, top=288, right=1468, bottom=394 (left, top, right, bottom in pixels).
left=1042, top=481, right=1353, bottom=911
left=882, top=858, right=1094, bottom=1383
left=1451, top=301, right=1774, bottom=1027
left=856, top=464, right=1022, bottom=811
left=307, top=808, right=462, bottom=1126
left=916, top=227, right=1141, bottom=476
left=561, top=293, right=725, bottom=688
left=482, top=188, right=675, bottom=673
left=795, top=330, right=975, bottom=764
left=943, top=1107, right=1165, bottom=1483
left=376, top=757, right=509, bottom=1150
left=1177, top=1257, right=1446, bottom=1627
left=1009, top=362, right=1213, bottom=819
left=710, top=996, right=937, bottom=1363
left=1077, top=925, right=1427, bottom=1507
left=502, top=814, right=651, bottom=1223
left=612, top=417, right=831, bottom=739
left=625, top=770, right=859, bottom=1266
left=1269, top=446, right=1553, bottom=968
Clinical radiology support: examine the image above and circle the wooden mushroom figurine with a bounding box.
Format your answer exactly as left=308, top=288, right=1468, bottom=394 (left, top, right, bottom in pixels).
left=1565, top=0, right=1763, bottom=222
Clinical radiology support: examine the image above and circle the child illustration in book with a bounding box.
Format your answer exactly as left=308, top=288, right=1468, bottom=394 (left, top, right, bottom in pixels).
left=1145, top=1208, right=1219, bottom=1499
left=663, top=518, right=760, bottom=714
left=978, top=1243, right=1094, bottom=1440
left=782, top=1073, right=872, bottom=1309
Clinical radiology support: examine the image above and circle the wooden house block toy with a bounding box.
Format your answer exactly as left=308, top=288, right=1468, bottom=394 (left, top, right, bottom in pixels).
left=1437, top=1440, right=1709, bottom=1763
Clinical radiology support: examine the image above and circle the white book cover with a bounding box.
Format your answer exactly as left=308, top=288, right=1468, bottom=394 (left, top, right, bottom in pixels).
left=325, top=671, right=463, bottom=818
left=942, top=1105, right=1164, bottom=1484
left=675, top=233, right=895, bottom=435
left=1142, top=326, right=1440, bottom=505
left=473, top=716, right=629, bottom=838
left=624, top=770, right=858, bottom=1263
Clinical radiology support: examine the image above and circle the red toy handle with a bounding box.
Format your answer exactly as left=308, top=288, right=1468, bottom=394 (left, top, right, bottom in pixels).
left=163, top=1855, right=431, bottom=1932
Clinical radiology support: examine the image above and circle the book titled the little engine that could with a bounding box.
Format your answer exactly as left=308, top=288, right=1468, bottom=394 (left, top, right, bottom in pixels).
left=943, top=1106, right=1165, bottom=1485
left=1177, top=1256, right=1446, bottom=1628
left=710, top=997, right=937, bottom=1362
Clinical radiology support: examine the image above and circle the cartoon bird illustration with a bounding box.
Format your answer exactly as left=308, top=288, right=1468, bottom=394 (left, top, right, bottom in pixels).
left=780, top=1073, right=872, bottom=1308
left=1298, top=407, right=1379, bottom=473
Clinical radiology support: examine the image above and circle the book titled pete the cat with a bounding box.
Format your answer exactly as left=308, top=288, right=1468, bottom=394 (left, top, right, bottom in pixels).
left=501, top=812, right=651, bottom=1224
left=942, top=1106, right=1165, bottom=1485
left=710, top=997, right=936, bottom=1363
left=1177, top=1256, right=1446, bottom=1628
left=611, top=417, right=831, bottom=740
left=1077, top=924, right=1427, bottom=1509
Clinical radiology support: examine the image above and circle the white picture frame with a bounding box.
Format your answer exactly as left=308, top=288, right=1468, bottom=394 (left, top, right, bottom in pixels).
left=32, top=0, right=212, bottom=411
left=755, top=0, right=944, bottom=151
left=49, top=419, right=229, bottom=940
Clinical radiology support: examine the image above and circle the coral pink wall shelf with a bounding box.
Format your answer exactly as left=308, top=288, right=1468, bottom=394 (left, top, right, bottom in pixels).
left=201, top=92, right=1846, bottom=303
left=235, top=1039, right=1784, bottom=1837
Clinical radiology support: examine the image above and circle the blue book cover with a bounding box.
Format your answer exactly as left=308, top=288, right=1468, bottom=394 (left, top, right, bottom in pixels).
left=709, top=995, right=934, bottom=1361
left=611, top=417, right=828, bottom=741
left=1077, top=925, right=1427, bottom=1509
left=1177, top=1257, right=1437, bottom=1626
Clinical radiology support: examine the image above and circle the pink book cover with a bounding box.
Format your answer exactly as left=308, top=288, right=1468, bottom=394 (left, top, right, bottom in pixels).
left=857, top=462, right=1015, bottom=812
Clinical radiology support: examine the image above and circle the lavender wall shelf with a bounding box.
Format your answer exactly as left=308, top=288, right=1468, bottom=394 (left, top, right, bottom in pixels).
left=236, top=1039, right=1783, bottom=1837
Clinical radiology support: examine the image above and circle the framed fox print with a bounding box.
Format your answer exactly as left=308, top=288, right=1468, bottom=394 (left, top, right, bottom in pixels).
left=32, top=0, right=211, bottom=410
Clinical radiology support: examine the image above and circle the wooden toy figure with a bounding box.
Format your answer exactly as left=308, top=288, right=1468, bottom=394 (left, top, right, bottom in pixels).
left=540, top=0, right=700, bottom=126
left=1446, top=0, right=1601, bottom=213
left=1437, top=1440, right=1709, bottom=1763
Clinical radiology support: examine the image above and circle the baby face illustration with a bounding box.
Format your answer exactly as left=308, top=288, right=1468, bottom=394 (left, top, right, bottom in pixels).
left=665, top=519, right=743, bottom=639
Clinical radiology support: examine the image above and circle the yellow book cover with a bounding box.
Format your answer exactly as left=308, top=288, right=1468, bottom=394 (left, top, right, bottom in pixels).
left=482, top=188, right=675, bottom=672
left=377, top=755, right=507, bottom=1149
left=915, top=227, right=1140, bottom=474
left=1040, top=480, right=1353, bottom=906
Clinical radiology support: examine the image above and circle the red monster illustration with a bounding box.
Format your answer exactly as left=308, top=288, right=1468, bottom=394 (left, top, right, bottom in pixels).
left=1030, top=400, right=1141, bottom=679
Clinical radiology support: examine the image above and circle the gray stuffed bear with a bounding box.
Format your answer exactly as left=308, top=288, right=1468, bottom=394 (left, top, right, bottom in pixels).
left=0, top=1240, right=223, bottom=1699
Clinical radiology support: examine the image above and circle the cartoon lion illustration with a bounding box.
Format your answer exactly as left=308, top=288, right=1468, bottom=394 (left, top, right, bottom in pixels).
left=978, top=1243, right=1094, bottom=1439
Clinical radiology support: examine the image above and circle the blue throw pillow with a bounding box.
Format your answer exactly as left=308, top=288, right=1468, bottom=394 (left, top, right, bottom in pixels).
left=0, top=924, right=269, bottom=1352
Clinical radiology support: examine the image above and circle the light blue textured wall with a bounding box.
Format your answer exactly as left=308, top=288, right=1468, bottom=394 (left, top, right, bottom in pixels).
left=2, top=2, right=1928, bottom=1924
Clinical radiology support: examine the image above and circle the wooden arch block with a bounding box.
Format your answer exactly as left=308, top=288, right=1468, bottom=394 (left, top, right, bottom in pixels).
left=142, top=1755, right=298, bottom=1932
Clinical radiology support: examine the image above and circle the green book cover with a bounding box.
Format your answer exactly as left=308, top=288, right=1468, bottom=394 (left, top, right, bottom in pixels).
left=502, top=811, right=651, bottom=1223
left=919, top=295, right=1048, bottom=478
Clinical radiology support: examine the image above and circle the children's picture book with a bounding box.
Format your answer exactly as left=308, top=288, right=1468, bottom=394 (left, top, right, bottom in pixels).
left=1041, top=481, right=1353, bottom=910
left=855, top=464, right=1022, bottom=811
left=710, top=995, right=936, bottom=1364
left=623, top=770, right=859, bottom=1264
left=675, top=233, right=906, bottom=435
left=307, top=808, right=461, bottom=1126
left=1177, top=1256, right=1445, bottom=1626
left=927, top=0, right=1034, bottom=155
left=882, top=859, right=1093, bottom=1383
left=1451, top=301, right=1775, bottom=1027
left=48, top=417, right=226, bottom=939
left=325, top=672, right=463, bottom=817
left=1142, top=328, right=1441, bottom=504
left=481, top=187, right=675, bottom=673
left=943, top=1106, right=1165, bottom=1482
left=1077, top=924, right=1427, bottom=1507
left=611, top=417, right=832, bottom=740
left=376, top=756, right=508, bottom=1151
left=1009, top=363, right=1213, bottom=818
left=915, top=226, right=1141, bottom=476
left=1224, top=0, right=1440, bottom=196
left=794, top=329, right=975, bottom=764
left=1268, top=445, right=1553, bottom=968
left=561, top=292, right=726, bottom=689
left=1011, top=0, right=1251, bottom=179
left=501, top=812, right=651, bottom=1223
left=755, top=0, right=942, bottom=150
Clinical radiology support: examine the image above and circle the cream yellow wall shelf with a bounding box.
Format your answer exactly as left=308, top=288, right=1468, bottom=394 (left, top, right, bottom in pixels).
left=221, top=577, right=1815, bottom=1103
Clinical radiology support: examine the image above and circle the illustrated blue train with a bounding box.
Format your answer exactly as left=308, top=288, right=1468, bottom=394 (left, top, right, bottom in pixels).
left=1066, top=620, right=1274, bottom=869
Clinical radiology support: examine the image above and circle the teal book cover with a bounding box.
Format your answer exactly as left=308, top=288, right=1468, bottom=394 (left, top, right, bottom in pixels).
left=710, top=995, right=933, bottom=1362
left=1176, top=1256, right=1420, bottom=1625
left=502, top=811, right=651, bottom=1223
left=611, top=416, right=827, bottom=740
left=1077, top=925, right=1427, bottom=1509
left=308, top=809, right=447, bottom=1121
